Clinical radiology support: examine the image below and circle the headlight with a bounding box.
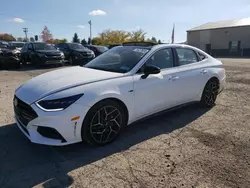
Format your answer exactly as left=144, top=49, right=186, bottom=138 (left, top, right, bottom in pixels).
left=36, top=94, right=84, bottom=111
left=90, top=51, right=95, bottom=57
left=60, top=52, right=65, bottom=58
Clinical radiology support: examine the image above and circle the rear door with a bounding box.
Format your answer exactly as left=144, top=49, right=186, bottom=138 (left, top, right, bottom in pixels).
left=173, top=47, right=210, bottom=104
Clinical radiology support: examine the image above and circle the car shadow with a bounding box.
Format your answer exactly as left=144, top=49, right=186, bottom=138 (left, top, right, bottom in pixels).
left=0, top=103, right=211, bottom=187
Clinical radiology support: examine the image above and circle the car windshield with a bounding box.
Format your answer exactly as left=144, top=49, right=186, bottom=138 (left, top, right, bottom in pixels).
left=0, top=44, right=8, bottom=49
left=68, top=43, right=86, bottom=50
left=33, top=43, right=56, bottom=50
left=85, top=46, right=150, bottom=73
left=10, top=43, right=24, bottom=48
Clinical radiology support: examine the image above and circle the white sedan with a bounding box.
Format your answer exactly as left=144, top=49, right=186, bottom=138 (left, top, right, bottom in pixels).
left=14, top=43, right=226, bottom=146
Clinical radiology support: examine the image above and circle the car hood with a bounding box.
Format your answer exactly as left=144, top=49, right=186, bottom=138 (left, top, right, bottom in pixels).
left=73, top=49, right=92, bottom=53
left=15, top=66, right=123, bottom=104
left=36, top=50, right=61, bottom=56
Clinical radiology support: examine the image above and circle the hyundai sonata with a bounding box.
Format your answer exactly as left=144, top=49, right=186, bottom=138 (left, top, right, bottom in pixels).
left=14, top=43, right=226, bottom=146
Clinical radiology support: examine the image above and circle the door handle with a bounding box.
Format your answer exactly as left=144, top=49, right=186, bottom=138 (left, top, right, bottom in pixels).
left=169, top=76, right=179, bottom=81
left=201, top=69, right=208, bottom=74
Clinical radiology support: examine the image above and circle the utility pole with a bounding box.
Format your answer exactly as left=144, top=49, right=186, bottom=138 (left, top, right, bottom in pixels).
left=23, top=28, right=28, bottom=41
left=88, top=20, right=92, bottom=44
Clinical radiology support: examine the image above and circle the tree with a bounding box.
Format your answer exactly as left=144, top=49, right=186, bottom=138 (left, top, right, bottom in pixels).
left=81, top=38, right=87, bottom=45
left=41, top=26, right=53, bottom=42
left=0, top=34, right=16, bottom=41
left=151, top=37, right=157, bottom=43
left=30, top=37, right=35, bottom=42
left=158, top=39, right=162, bottom=44
left=72, top=33, right=80, bottom=43
left=16, top=37, right=24, bottom=42
left=129, top=29, right=146, bottom=42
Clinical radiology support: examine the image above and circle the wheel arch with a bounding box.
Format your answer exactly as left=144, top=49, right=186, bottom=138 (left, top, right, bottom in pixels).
left=83, top=97, right=129, bottom=126
left=198, top=76, right=220, bottom=100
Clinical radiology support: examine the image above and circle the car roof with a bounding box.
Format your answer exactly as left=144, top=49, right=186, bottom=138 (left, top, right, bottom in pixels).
left=9, top=41, right=25, bottom=43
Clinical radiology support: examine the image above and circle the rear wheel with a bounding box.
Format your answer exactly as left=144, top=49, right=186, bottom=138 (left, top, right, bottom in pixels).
left=81, top=100, right=126, bottom=146
left=68, top=56, right=73, bottom=65
left=201, top=79, right=220, bottom=107
left=20, top=58, right=27, bottom=65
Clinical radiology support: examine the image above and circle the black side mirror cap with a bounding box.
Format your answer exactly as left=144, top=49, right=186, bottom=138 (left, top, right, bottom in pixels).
left=141, top=65, right=161, bottom=79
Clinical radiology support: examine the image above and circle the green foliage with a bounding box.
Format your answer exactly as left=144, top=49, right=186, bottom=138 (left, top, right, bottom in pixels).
left=30, top=37, right=35, bottom=42
left=81, top=38, right=87, bottom=45
left=0, top=34, right=16, bottom=41
left=72, top=33, right=80, bottom=43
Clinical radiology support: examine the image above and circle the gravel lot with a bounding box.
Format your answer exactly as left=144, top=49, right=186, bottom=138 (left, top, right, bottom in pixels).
left=0, top=59, right=250, bottom=188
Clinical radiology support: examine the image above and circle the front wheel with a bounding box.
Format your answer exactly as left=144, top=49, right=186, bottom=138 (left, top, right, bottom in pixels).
left=200, top=79, right=220, bottom=107
left=68, top=56, right=74, bottom=65
left=81, top=100, right=127, bottom=146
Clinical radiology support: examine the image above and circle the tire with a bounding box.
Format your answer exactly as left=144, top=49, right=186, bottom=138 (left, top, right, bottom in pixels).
left=81, top=100, right=127, bottom=146
left=13, top=62, right=21, bottom=69
left=20, top=58, right=27, bottom=65
left=200, top=79, right=220, bottom=107
left=68, top=56, right=74, bottom=65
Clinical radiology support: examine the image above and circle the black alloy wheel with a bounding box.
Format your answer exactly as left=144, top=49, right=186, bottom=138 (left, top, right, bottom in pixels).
left=201, top=79, right=220, bottom=107
left=82, top=100, right=126, bottom=145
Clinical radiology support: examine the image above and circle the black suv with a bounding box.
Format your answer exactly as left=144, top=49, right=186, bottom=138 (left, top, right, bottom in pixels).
left=20, top=42, right=65, bottom=66
left=0, top=42, right=21, bottom=69
left=55, top=43, right=95, bottom=65
left=84, top=45, right=108, bottom=57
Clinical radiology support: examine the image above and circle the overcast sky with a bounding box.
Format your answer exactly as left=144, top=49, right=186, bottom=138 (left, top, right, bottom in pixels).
left=1, top=0, right=250, bottom=42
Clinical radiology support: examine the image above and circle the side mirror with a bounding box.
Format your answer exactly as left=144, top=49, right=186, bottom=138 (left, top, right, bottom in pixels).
left=141, top=65, right=160, bottom=79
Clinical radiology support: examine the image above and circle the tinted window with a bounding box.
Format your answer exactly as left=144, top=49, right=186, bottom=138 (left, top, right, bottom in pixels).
left=85, top=46, right=150, bottom=73
left=144, top=48, right=174, bottom=69
left=10, top=42, right=24, bottom=48
left=33, top=43, right=56, bottom=50
left=176, top=48, right=198, bottom=66
left=68, top=43, right=86, bottom=50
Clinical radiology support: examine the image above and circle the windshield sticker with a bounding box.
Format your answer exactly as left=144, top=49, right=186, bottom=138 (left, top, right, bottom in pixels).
left=133, top=48, right=149, bottom=54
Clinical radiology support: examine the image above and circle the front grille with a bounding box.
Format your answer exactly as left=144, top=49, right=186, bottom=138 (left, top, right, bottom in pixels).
left=14, top=96, right=38, bottom=126
left=80, top=52, right=92, bottom=58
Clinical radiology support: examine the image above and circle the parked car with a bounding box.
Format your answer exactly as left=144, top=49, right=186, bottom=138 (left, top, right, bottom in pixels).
left=20, top=42, right=65, bottom=66
left=0, top=43, right=21, bottom=69
left=108, top=44, right=121, bottom=49
left=8, top=41, right=25, bottom=51
left=14, top=43, right=226, bottom=146
left=84, top=45, right=108, bottom=57
left=55, top=43, right=95, bottom=65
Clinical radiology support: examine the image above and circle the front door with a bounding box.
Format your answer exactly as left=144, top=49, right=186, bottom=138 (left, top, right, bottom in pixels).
left=133, top=48, right=180, bottom=119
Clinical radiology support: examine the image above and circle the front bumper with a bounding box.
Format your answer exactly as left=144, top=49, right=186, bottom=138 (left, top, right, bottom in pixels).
left=219, top=76, right=226, bottom=93
left=38, top=56, right=65, bottom=65
left=14, top=97, right=90, bottom=146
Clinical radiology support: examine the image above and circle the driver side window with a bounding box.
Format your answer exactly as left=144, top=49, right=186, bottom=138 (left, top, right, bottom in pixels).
left=139, top=48, right=174, bottom=73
